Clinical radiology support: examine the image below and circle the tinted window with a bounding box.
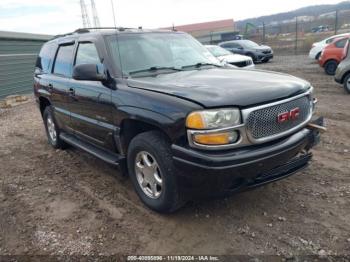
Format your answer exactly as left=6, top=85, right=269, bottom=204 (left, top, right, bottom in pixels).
left=53, top=44, right=75, bottom=77
left=75, top=42, right=101, bottom=65
left=36, top=42, right=57, bottom=73
left=335, top=39, right=347, bottom=48
left=326, top=37, right=335, bottom=44
left=221, top=43, right=235, bottom=48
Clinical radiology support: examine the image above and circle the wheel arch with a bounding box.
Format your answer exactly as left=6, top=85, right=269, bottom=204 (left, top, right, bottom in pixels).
left=38, top=96, right=52, bottom=116
left=341, top=71, right=350, bottom=84
left=117, top=106, right=181, bottom=154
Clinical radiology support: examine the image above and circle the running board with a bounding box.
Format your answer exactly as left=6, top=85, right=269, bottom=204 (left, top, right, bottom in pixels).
left=60, top=132, right=124, bottom=167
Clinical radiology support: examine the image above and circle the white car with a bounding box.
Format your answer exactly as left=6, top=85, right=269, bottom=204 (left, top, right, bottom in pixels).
left=309, top=33, right=350, bottom=60
left=205, top=45, right=255, bottom=69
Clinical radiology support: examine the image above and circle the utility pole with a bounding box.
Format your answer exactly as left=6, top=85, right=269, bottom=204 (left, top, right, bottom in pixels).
left=110, top=0, right=117, bottom=27
left=262, top=22, right=266, bottom=44
left=90, top=0, right=101, bottom=28
left=80, top=0, right=91, bottom=28
left=335, top=10, right=339, bottom=35
left=295, top=16, right=298, bottom=55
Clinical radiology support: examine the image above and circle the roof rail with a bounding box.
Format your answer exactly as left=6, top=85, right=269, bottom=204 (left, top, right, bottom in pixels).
left=74, top=27, right=135, bottom=32
left=52, top=27, right=137, bottom=40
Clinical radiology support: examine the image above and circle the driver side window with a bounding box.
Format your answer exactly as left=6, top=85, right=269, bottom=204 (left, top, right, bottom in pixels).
left=75, top=42, right=102, bottom=66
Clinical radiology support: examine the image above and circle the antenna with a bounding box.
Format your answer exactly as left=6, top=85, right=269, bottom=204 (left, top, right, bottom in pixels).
left=110, top=0, right=117, bottom=27
left=90, top=0, right=101, bottom=27
left=80, top=0, right=91, bottom=28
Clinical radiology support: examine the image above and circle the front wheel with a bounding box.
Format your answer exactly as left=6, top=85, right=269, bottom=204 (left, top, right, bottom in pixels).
left=324, top=60, right=338, bottom=75
left=344, top=74, right=350, bottom=94
left=127, top=131, right=185, bottom=213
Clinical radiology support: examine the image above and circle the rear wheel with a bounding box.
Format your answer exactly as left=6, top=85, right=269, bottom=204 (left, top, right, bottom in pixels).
left=324, top=60, right=338, bottom=75
left=127, top=131, right=185, bottom=213
left=344, top=74, right=350, bottom=94
left=43, top=106, right=68, bottom=149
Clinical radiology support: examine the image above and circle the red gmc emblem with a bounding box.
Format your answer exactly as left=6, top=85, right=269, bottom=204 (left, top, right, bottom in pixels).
left=277, top=108, right=300, bottom=123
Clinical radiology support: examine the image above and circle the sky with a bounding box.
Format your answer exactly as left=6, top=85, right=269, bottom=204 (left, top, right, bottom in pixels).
left=0, top=0, right=345, bottom=35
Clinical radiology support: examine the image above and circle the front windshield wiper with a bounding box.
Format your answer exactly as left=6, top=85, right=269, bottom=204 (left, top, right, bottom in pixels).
left=181, top=62, right=222, bottom=70
left=128, top=66, right=183, bottom=75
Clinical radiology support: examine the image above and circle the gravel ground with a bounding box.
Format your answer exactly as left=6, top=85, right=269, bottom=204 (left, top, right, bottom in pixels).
left=0, top=55, right=350, bottom=259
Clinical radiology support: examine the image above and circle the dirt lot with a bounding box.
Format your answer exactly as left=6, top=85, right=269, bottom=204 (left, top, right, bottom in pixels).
left=0, top=55, right=350, bottom=258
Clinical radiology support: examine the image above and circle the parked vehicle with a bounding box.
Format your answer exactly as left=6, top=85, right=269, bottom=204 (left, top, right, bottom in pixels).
left=311, top=25, right=329, bottom=33
left=205, top=45, right=254, bottom=69
left=308, top=33, right=350, bottom=60
left=218, top=40, right=273, bottom=63
left=34, top=28, right=323, bottom=213
left=335, top=39, right=350, bottom=93
left=319, top=36, right=349, bottom=75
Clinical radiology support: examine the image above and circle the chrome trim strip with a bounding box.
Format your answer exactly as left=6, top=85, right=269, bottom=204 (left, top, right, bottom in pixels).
left=187, top=124, right=248, bottom=150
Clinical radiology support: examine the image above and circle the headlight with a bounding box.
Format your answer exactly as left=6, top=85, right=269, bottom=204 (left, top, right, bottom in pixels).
left=186, top=108, right=241, bottom=130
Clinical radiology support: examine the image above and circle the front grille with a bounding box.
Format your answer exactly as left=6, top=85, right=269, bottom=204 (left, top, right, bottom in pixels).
left=231, top=60, right=251, bottom=67
left=262, top=50, right=271, bottom=54
left=245, top=95, right=311, bottom=141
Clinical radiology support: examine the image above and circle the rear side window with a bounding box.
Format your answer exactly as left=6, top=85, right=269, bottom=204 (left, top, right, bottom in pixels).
left=335, top=39, right=347, bottom=48
left=53, top=44, right=75, bottom=77
left=326, top=37, right=335, bottom=44
left=36, top=42, right=57, bottom=73
left=75, top=42, right=101, bottom=65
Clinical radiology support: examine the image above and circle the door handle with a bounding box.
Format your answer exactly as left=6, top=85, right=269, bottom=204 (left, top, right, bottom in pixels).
left=48, top=83, right=53, bottom=91
left=68, top=88, right=75, bottom=96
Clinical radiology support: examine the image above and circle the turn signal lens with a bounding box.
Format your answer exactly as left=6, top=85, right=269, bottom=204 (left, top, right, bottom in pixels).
left=186, top=112, right=206, bottom=129
left=193, top=131, right=239, bottom=145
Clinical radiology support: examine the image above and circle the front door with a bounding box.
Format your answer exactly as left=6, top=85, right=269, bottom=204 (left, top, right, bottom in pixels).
left=69, top=41, right=115, bottom=151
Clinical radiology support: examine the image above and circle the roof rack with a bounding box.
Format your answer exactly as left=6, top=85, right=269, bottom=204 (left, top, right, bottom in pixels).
left=74, top=27, right=135, bottom=32
left=52, top=27, right=139, bottom=40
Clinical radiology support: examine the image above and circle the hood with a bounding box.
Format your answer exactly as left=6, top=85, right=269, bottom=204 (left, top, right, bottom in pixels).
left=217, top=54, right=252, bottom=63
left=127, top=68, right=310, bottom=108
left=254, top=45, right=272, bottom=51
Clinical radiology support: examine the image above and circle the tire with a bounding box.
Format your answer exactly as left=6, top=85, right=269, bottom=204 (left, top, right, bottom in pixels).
left=315, top=52, right=321, bottom=60
left=343, top=74, right=350, bottom=94
left=324, top=60, right=338, bottom=75
left=127, top=131, right=185, bottom=213
left=43, top=106, right=68, bottom=149
left=247, top=53, right=256, bottom=62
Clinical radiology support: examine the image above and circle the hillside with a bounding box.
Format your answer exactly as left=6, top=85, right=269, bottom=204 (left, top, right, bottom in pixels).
left=236, top=1, right=350, bottom=28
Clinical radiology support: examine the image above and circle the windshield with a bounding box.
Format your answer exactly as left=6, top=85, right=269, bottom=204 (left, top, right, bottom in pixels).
left=106, top=32, right=220, bottom=76
left=206, top=46, right=231, bottom=57
left=239, top=40, right=260, bottom=48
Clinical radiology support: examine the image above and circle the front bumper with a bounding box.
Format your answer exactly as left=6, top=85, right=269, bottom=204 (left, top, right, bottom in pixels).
left=257, top=53, right=273, bottom=62
left=172, top=117, right=323, bottom=197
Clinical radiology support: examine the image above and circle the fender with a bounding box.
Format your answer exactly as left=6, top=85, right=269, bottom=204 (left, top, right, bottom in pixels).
left=116, top=105, right=183, bottom=141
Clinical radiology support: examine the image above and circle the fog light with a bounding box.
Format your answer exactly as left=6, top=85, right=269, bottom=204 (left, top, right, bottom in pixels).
left=193, top=131, right=239, bottom=145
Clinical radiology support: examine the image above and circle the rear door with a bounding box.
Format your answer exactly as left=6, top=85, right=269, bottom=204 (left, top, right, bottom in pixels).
left=48, top=42, right=76, bottom=132
left=69, top=41, right=115, bottom=150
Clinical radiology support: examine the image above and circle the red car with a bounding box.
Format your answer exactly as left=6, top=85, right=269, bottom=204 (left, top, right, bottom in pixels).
left=319, top=36, right=349, bottom=75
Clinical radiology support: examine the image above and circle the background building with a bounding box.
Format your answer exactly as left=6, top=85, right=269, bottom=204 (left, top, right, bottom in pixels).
left=0, top=31, right=52, bottom=98
left=162, top=19, right=239, bottom=44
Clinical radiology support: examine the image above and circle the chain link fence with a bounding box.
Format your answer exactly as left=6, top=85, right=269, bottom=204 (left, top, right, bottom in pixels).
left=240, top=9, right=350, bottom=56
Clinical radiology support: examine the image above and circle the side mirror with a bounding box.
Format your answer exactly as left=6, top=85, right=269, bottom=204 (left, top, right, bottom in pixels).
left=73, top=63, right=106, bottom=81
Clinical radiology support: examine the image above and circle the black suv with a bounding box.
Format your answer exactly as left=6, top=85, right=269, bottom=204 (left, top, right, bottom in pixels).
left=34, top=28, right=322, bottom=213
left=219, top=40, right=273, bottom=63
